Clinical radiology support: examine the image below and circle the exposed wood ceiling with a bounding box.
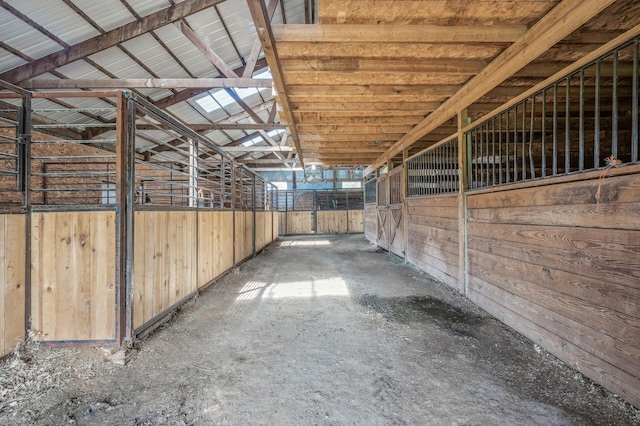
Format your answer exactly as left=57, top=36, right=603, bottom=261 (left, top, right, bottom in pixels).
left=0, top=0, right=639, bottom=171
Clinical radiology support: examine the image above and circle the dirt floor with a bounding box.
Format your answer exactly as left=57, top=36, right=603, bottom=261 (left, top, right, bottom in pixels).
left=1, top=234, right=639, bottom=425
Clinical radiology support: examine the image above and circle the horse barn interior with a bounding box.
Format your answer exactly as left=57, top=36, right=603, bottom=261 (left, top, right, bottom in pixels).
left=0, top=0, right=640, bottom=422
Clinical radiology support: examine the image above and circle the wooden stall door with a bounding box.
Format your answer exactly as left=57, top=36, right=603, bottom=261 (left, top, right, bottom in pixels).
left=376, top=175, right=390, bottom=251
left=388, top=166, right=405, bottom=257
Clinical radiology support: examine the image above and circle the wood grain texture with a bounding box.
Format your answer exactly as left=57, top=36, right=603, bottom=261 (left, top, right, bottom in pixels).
left=364, top=204, right=377, bottom=243
left=317, top=211, right=348, bottom=234
left=347, top=210, right=364, bottom=233
left=286, top=211, right=314, bottom=235
left=466, top=171, right=640, bottom=409
left=0, top=215, right=25, bottom=356
left=198, top=211, right=234, bottom=289
left=31, top=212, right=115, bottom=341
left=235, top=211, right=254, bottom=262
left=132, top=211, right=197, bottom=330
left=406, top=195, right=460, bottom=291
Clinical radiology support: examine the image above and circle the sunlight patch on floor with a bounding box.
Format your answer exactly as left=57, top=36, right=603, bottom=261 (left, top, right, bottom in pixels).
left=262, top=277, right=349, bottom=299
left=279, top=239, right=332, bottom=247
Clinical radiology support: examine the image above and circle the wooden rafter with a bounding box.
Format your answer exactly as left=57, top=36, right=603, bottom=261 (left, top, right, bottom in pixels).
left=176, top=20, right=238, bottom=78
left=242, top=0, right=280, bottom=78
left=0, top=0, right=224, bottom=83
left=247, top=0, right=304, bottom=167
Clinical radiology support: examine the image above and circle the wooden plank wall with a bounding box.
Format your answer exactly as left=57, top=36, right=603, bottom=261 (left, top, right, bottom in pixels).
left=272, top=210, right=279, bottom=240
left=0, top=215, right=25, bottom=356
left=235, top=210, right=254, bottom=262
left=364, top=204, right=377, bottom=243
left=348, top=210, right=364, bottom=233
left=133, top=211, right=197, bottom=330
left=286, top=211, right=314, bottom=235
left=466, top=172, right=640, bottom=408
left=31, top=212, right=116, bottom=341
left=317, top=210, right=347, bottom=234
left=406, top=195, right=460, bottom=292
left=198, top=211, right=234, bottom=289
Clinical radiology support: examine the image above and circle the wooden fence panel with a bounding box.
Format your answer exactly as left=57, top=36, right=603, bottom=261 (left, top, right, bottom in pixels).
left=317, top=211, right=348, bottom=234
left=198, top=211, right=234, bottom=289
left=235, top=211, right=254, bottom=262
left=364, top=204, right=377, bottom=243
left=347, top=210, right=364, bottom=233
left=133, top=211, right=197, bottom=330
left=286, top=211, right=313, bottom=235
left=467, top=172, right=640, bottom=408
left=0, top=215, right=25, bottom=356
left=406, top=195, right=460, bottom=291
left=31, top=212, right=115, bottom=341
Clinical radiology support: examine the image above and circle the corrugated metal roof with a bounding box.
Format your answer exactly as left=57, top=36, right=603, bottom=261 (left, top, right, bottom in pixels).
left=70, top=0, right=135, bottom=32
left=0, top=8, right=62, bottom=60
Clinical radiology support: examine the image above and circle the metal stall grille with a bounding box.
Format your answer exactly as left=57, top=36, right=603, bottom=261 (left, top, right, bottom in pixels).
left=406, top=136, right=460, bottom=197
left=466, top=36, right=640, bottom=190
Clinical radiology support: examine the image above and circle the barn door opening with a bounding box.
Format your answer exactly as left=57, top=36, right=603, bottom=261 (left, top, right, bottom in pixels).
left=376, top=175, right=390, bottom=251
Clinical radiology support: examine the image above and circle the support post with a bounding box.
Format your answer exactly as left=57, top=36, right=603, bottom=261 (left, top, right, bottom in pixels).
left=20, top=93, right=32, bottom=340
left=457, top=110, right=469, bottom=296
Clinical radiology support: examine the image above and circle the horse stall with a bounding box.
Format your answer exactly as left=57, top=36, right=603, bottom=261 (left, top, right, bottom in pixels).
left=364, top=32, right=640, bottom=407
left=277, top=189, right=364, bottom=235
left=0, top=86, right=279, bottom=355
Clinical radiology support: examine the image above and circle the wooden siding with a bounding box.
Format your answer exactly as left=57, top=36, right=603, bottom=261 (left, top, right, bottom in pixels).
left=286, top=211, right=314, bottom=235
left=31, top=212, right=115, bottom=341
left=198, top=211, right=234, bottom=289
left=235, top=211, right=254, bottom=262
left=347, top=210, right=364, bottom=233
left=133, top=211, right=197, bottom=330
left=0, top=215, right=25, bottom=356
left=364, top=204, right=377, bottom=243
left=272, top=210, right=279, bottom=240
left=466, top=173, right=640, bottom=408
left=406, top=195, right=460, bottom=291
left=317, top=210, right=348, bottom=234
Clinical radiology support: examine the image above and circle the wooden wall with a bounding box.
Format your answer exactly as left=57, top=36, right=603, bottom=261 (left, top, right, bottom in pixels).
left=364, top=204, right=377, bottom=243
left=466, top=172, right=640, bottom=408
left=0, top=215, right=25, bottom=356
left=31, top=211, right=116, bottom=341
left=198, top=211, right=234, bottom=289
left=235, top=210, right=254, bottom=262
left=317, top=210, right=348, bottom=234
left=406, top=195, right=460, bottom=291
left=348, top=210, right=364, bottom=233
left=283, top=211, right=314, bottom=235
left=133, top=211, right=197, bottom=330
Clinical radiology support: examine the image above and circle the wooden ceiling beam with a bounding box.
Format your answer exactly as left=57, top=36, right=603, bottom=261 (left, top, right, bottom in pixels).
left=0, top=0, right=224, bottom=83
left=285, top=72, right=471, bottom=86
left=291, top=102, right=440, bottom=112
left=293, top=115, right=421, bottom=125
left=272, top=24, right=527, bottom=43
left=248, top=0, right=304, bottom=167
left=281, top=59, right=487, bottom=73
left=299, top=133, right=404, bottom=142
left=365, top=0, right=620, bottom=174
left=288, top=84, right=460, bottom=98
left=297, top=125, right=414, bottom=134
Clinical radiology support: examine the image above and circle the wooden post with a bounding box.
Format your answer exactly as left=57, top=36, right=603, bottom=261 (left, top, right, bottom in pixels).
left=402, top=148, right=409, bottom=263
left=20, top=93, right=32, bottom=339
left=457, top=109, right=469, bottom=296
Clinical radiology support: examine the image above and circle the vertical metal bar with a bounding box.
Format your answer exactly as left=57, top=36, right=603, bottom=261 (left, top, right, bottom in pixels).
left=479, top=126, right=483, bottom=188
left=20, top=93, right=32, bottom=341
left=252, top=175, right=256, bottom=256
left=521, top=100, right=526, bottom=181
left=498, top=113, right=503, bottom=184
left=541, top=89, right=546, bottom=177
left=529, top=96, right=536, bottom=179
left=553, top=83, right=558, bottom=175
left=565, top=77, right=571, bottom=173
left=633, top=40, right=639, bottom=163
left=513, top=106, right=518, bottom=182
left=579, top=69, right=585, bottom=171
left=491, top=117, right=496, bottom=186
left=612, top=50, right=619, bottom=158
left=505, top=109, right=510, bottom=183
left=485, top=122, right=490, bottom=185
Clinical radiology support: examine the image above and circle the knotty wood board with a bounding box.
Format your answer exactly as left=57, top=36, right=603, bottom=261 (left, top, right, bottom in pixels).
left=31, top=211, right=115, bottom=341
left=286, top=211, right=314, bottom=235
left=347, top=210, right=364, bottom=233
left=234, top=211, right=254, bottom=263
left=133, top=211, right=197, bottom=329
left=317, top=210, right=348, bottom=234
left=0, top=214, right=25, bottom=356
left=364, top=204, right=377, bottom=243
left=198, top=211, right=234, bottom=289
left=406, top=195, right=460, bottom=291
left=466, top=171, right=640, bottom=409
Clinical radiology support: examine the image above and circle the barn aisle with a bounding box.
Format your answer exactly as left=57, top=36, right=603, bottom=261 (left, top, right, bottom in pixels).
left=1, top=235, right=637, bottom=425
